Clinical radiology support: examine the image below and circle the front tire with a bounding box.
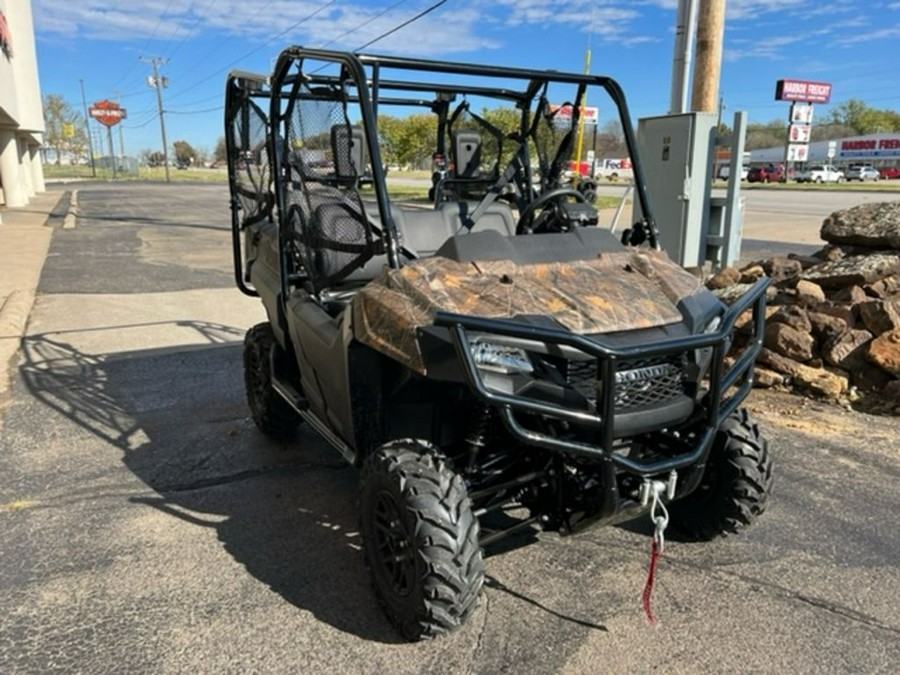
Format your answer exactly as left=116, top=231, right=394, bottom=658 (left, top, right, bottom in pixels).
left=243, top=323, right=302, bottom=439
left=359, top=440, right=484, bottom=641
left=671, top=408, right=773, bottom=540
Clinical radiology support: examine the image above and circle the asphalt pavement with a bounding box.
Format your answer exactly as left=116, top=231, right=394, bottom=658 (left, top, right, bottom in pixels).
left=0, top=182, right=898, bottom=673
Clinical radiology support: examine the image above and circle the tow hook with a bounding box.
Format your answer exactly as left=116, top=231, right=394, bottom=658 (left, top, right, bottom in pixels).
left=639, top=470, right=677, bottom=625
left=639, top=470, right=677, bottom=507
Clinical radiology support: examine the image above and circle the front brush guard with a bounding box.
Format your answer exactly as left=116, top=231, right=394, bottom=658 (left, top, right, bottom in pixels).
left=434, top=277, right=770, bottom=478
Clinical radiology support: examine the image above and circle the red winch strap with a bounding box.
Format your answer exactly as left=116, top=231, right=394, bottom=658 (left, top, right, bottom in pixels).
left=642, top=536, right=662, bottom=625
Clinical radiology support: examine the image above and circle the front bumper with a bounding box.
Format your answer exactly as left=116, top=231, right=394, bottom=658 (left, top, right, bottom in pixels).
left=434, top=277, right=770, bottom=477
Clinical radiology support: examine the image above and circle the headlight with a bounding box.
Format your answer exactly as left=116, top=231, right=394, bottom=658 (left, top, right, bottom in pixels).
left=703, top=316, right=722, bottom=335
left=696, top=314, right=724, bottom=365
left=469, top=340, right=533, bottom=375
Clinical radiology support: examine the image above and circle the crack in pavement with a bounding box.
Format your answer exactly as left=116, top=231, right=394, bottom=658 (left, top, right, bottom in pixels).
left=466, top=583, right=491, bottom=675
left=588, top=538, right=900, bottom=637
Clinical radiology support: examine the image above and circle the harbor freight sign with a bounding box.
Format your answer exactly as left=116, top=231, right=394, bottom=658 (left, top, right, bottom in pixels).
left=550, top=104, right=599, bottom=125
left=775, top=79, right=832, bottom=104
left=840, top=136, right=900, bottom=159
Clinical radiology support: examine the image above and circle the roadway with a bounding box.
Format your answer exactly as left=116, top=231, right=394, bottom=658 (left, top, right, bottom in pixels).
left=0, top=182, right=898, bottom=673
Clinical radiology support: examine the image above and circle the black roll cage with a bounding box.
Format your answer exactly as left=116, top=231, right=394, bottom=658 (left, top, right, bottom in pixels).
left=227, top=47, right=661, bottom=301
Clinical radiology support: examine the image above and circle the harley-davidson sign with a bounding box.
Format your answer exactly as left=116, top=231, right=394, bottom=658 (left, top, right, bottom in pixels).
left=89, top=100, right=127, bottom=127
left=0, top=11, right=12, bottom=59
left=775, top=79, right=832, bottom=104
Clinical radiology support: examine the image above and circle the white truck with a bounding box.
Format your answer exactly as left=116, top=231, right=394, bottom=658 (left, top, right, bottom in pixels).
left=794, top=164, right=844, bottom=183
left=593, top=157, right=633, bottom=182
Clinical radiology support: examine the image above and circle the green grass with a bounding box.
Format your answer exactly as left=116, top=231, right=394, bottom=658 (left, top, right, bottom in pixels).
left=715, top=178, right=900, bottom=192
left=42, top=164, right=229, bottom=182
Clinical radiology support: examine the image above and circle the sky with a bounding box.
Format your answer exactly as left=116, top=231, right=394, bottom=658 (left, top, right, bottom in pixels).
left=31, top=0, right=900, bottom=157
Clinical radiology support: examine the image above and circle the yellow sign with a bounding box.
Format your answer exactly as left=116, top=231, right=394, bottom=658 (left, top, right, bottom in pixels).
left=62, top=123, right=75, bottom=138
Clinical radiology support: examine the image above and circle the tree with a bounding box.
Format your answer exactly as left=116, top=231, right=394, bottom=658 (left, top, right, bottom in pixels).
left=173, top=140, right=197, bottom=165
left=142, top=149, right=165, bottom=167
left=810, top=123, right=857, bottom=142
left=214, top=136, right=227, bottom=163
left=193, top=146, right=209, bottom=167
left=378, top=113, right=437, bottom=169
left=828, top=99, right=900, bottom=135
left=585, top=119, right=627, bottom=159
left=744, top=118, right=787, bottom=150
left=42, top=94, right=88, bottom=164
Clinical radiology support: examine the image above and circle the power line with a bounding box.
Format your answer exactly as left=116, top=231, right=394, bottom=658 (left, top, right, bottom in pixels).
left=164, top=0, right=278, bottom=83
left=168, top=106, right=224, bottom=115
left=316, top=0, right=410, bottom=50
left=356, top=0, right=448, bottom=51
left=165, top=0, right=338, bottom=103
left=165, top=0, right=219, bottom=61
left=110, top=0, right=178, bottom=90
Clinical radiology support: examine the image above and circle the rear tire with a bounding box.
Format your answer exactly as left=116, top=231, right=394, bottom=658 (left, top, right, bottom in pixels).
left=243, top=323, right=302, bottom=439
left=671, top=408, right=773, bottom=540
left=359, top=440, right=484, bottom=641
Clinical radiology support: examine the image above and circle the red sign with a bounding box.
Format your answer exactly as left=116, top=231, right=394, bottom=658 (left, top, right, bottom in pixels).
left=775, top=79, right=832, bottom=104
left=0, top=11, right=12, bottom=59
left=89, top=100, right=127, bottom=128
left=550, top=104, right=599, bottom=124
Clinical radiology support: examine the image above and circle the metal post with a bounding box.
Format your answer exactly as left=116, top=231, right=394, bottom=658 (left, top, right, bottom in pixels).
left=79, top=79, right=96, bottom=177
left=114, top=88, right=127, bottom=168
left=669, top=0, right=698, bottom=114
left=107, top=126, right=117, bottom=179
left=573, top=48, right=592, bottom=187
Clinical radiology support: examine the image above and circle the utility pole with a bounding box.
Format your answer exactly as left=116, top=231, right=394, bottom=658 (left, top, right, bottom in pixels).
left=690, top=0, right=726, bottom=113
left=79, top=79, right=97, bottom=177
left=114, top=88, right=127, bottom=168
left=141, top=56, right=170, bottom=183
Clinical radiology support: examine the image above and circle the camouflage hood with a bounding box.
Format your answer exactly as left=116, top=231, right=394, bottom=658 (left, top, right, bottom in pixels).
left=352, top=249, right=704, bottom=374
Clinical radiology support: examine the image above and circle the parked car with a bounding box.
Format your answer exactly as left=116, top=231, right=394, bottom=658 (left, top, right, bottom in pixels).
left=845, top=164, right=880, bottom=181
left=747, top=164, right=785, bottom=183
left=794, top=164, right=844, bottom=184
left=878, top=166, right=900, bottom=180
left=719, top=164, right=750, bottom=181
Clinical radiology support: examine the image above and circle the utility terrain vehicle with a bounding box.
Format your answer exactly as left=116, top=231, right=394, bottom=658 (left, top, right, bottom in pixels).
left=225, top=47, right=772, bottom=640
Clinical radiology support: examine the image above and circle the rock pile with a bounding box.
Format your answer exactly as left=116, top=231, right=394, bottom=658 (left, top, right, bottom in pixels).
left=709, top=201, right=900, bottom=415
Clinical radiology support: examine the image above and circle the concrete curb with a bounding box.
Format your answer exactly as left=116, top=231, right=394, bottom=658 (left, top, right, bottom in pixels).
left=63, top=189, right=78, bottom=229
left=0, top=191, right=62, bottom=400
left=0, top=290, right=35, bottom=336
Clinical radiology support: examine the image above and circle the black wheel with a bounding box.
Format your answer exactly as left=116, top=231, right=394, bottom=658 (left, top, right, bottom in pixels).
left=576, top=179, right=598, bottom=204
left=671, top=408, right=773, bottom=540
left=359, top=440, right=484, bottom=641
left=243, top=322, right=302, bottom=439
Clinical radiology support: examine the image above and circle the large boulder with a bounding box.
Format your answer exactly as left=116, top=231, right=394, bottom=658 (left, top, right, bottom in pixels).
left=801, top=253, right=900, bottom=290
left=764, top=322, right=815, bottom=362
left=820, top=202, right=900, bottom=249
left=867, top=329, right=900, bottom=377
left=858, top=299, right=900, bottom=335
left=821, top=329, right=873, bottom=368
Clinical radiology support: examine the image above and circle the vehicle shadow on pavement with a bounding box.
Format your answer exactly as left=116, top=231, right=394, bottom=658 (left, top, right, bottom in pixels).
left=18, top=325, right=404, bottom=643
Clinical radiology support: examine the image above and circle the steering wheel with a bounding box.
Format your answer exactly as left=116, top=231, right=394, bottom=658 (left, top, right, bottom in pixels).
left=516, top=188, right=588, bottom=234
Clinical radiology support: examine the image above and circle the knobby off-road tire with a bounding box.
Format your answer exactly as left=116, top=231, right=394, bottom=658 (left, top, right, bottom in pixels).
left=671, top=408, right=773, bottom=540
left=243, top=323, right=302, bottom=439
left=359, top=440, right=484, bottom=641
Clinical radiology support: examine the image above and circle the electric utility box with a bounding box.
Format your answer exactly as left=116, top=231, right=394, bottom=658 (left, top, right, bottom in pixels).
left=634, top=112, right=719, bottom=268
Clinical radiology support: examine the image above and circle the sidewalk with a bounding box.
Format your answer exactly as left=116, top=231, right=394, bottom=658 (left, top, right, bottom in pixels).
left=0, top=188, right=66, bottom=396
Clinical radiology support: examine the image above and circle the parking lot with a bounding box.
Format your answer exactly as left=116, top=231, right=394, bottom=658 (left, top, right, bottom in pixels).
left=1, top=183, right=898, bottom=673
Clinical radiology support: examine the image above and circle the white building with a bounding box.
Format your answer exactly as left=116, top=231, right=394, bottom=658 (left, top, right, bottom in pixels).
left=749, top=132, right=900, bottom=168
left=0, top=0, right=45, bottom=208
